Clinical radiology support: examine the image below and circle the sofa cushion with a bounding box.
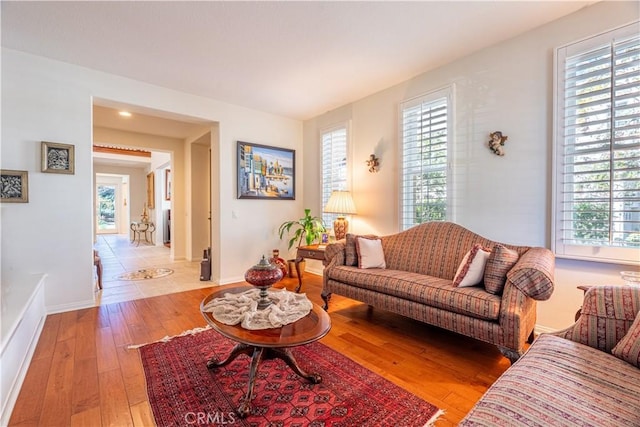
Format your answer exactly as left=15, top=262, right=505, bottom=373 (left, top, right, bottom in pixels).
left=506, top=247, right=555, bottom=301
left=345, top=233, right=378, bottom=266
left=453, top=244, right=490, bottom=288
left=327, top=266, right=501, bottom=321
left=612, top=311, right=640, bottom=368
left=460, top=334, right=640, bottom=426
left=484, top=244, right=520, bottom=295
left=356, top=237, right=386, bottom=269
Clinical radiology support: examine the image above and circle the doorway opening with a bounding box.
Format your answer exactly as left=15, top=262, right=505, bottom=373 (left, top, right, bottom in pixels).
left=96, top=184, right=117, bottom=233
left=92, top=99, right=217, bottom=305
left=96, top=174, right=130, bottom=235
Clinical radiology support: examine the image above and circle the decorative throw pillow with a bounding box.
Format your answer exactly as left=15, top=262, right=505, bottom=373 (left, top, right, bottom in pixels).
left=483, top=244, right=520, bottom=295
left=453, top=244, right=491, bottom=288
left=345, top=234, right=359, bottom=266
left=355, top=237, right=386, bottom=269
left=611, top=312, right=640, bottom=368
left=346, top=233, right=378, bottom=266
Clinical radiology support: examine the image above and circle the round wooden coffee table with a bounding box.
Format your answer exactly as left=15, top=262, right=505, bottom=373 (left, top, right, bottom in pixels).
left=200, top=285, right=331, bottom=418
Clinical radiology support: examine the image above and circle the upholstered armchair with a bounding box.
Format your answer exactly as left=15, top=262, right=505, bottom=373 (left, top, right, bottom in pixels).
left=461, top=284, right=640, bottom=426
left=549, top=284, right=640, bottom=353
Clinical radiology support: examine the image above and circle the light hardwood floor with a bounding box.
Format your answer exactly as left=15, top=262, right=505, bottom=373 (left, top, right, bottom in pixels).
left=10, top=273, right=511, bottom=426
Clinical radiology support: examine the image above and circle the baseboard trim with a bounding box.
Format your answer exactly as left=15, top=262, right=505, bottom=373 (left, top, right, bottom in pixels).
left=534, top=324, right=558, bottom=336
left=46, top=299, right=96, bottom=315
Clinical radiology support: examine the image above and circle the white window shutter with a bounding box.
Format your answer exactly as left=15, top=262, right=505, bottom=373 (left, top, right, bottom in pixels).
left=554, top=23, right=640, bottom=264
left=400, top=88, right=452, bottom=231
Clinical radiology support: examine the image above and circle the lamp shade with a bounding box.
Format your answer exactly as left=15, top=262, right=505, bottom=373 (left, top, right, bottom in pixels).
left=323, top=191, right=357, bottom=215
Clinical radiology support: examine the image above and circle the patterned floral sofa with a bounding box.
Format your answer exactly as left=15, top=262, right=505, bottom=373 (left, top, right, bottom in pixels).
left=460, top=285, right=640, bottom=426
left=322, top=222, right=555, bottom=362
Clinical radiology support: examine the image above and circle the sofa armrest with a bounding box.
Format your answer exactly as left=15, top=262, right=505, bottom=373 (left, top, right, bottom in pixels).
left=549, top=285, right=640, bottom=352
left=506, top=247, right=555, bottom=301
left=323, top=241, right=346, bottom=267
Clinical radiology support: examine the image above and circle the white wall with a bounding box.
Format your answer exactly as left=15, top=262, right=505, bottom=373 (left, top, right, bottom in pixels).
left=303, top=1, right=639, bottom=331
left=1, top=48, right=302, bottom=313
left=189, top=136, right=212, bottom=259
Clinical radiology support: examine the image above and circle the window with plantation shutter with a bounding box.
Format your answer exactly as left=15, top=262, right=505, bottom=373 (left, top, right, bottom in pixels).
left=321, top=125, right=349, bottom=228
left=400, top=87, right=453, bottom=231
left=554, top=23, right=640, bottom=264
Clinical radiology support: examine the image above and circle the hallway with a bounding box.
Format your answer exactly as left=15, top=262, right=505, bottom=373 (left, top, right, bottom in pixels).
left=94, top=234, right=212, bottom=306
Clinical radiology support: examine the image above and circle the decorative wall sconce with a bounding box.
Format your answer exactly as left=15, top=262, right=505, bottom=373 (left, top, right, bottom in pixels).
left=366, top=154, right=380, bottom=173
left=488, top=131, right=508, bottom=156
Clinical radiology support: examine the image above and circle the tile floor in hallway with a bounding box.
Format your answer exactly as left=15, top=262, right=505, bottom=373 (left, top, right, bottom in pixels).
left=94, top=233, right=215, bottom=306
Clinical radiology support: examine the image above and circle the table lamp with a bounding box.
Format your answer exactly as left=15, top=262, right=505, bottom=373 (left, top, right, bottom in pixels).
left=323, top=190, right=357, bottom=240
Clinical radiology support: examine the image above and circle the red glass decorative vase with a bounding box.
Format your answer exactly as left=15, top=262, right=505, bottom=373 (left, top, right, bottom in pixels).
left=269, top=249, right=287, bottom=279
left=245, top=255, right=284, bottom=309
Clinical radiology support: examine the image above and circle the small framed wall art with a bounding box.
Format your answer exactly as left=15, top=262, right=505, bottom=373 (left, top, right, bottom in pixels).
left=0, top=169, right=29, bottom=203
left=41, top=141, right=75, bottom=174
left=237, top=141, right=295, bottom=200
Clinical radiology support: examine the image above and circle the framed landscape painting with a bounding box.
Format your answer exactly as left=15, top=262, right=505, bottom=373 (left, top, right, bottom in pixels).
left=41, top=141, right=75, bottom=174
left=237, top=141, right=295, bottom=200
left=0, top=170, right=29, bottom=203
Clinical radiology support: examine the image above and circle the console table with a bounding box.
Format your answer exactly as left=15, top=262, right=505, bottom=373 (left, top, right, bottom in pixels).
left=130, top=221, right=155, bottom=246
left=294, top=244, right=326, bottom=292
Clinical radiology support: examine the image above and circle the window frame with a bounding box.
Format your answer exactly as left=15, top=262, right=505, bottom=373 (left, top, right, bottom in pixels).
left=552, top=22, right=640, bottom=265
left=399, top=86, right=455, bottom=231
left=319, top=122, right=351, bottom=229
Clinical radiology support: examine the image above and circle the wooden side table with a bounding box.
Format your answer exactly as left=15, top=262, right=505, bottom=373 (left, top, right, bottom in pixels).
left=294, top=244, right=326, bottom=293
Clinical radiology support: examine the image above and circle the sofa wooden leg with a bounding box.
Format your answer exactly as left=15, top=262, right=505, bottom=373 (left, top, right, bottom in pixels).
left=498, top=346, right=522, bottom=365
left=321, top=292, right=331, bottom=311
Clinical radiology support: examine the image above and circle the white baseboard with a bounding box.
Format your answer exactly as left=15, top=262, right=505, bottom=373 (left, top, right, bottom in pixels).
left=219, top=275, right=245, bottom=285
left=534, top=324, right=559, bottom=335
left=46, top=298, right=96, bottom=315
left=305, top=266, right=323, bottom=276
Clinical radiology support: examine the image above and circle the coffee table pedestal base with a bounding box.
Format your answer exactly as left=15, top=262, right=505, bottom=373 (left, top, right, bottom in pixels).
left=207, top=343, right=322, bottom=418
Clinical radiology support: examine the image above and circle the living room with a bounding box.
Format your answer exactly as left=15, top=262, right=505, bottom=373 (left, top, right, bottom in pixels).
left=1, top=1, right=639, bottom=425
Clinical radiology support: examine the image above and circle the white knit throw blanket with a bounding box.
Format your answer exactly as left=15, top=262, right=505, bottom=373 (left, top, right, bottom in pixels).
left=202, top=288, right=313, bottom=330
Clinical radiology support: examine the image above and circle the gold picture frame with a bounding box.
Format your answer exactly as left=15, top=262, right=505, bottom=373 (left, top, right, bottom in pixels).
left=41, top=141, right=75, bottom=174
left=164, top=169, right=171, bottom=201
left=0, top=169, right=29, bottom=203
left=147, top=172, right=155, bottom=209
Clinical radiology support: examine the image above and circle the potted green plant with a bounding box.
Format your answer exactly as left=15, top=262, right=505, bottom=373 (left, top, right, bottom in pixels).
left=278, top=208, right=326, bottom=250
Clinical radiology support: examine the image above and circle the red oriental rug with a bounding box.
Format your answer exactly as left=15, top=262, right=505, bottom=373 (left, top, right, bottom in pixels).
left=136, top=327, right=442, bottom=427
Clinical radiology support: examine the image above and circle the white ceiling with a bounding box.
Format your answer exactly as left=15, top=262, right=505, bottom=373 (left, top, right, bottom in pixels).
left=1, top=1, right=598, bottom=121
left=92, top=104, right=212, bottom=168
left=92, top=104, right=213, bottom=140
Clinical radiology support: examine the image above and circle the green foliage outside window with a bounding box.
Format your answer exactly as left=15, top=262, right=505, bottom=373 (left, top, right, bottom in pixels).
left=573, top=202, right=609, bottom=243
left=97, top=186, right=115, bottom=228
